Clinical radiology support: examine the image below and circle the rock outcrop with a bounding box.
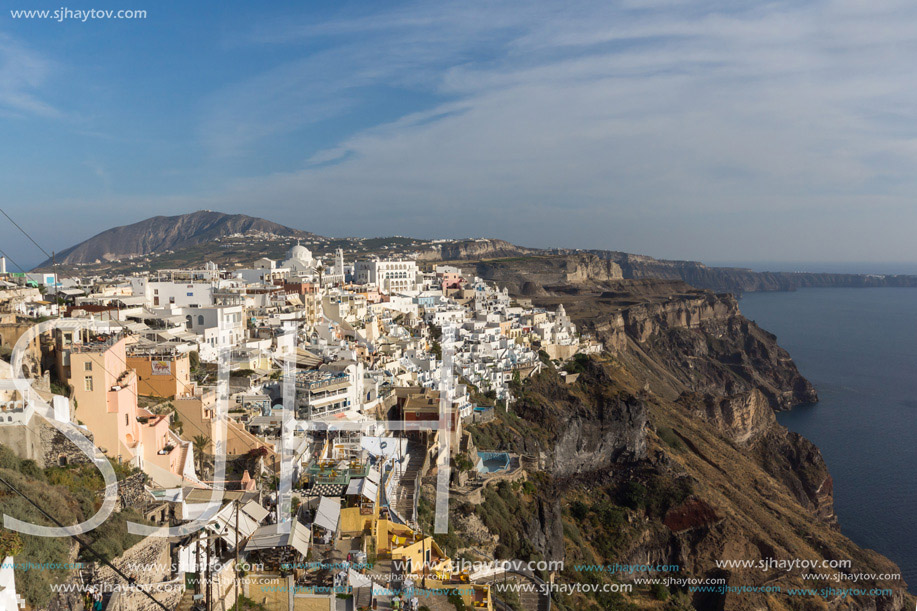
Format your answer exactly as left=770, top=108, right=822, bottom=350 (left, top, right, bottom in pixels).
left=528, top=284, right=817, bottom=410
left=416, top=239, right=539, bottom=262
left=449, top=244, right=917, bottom=293
left=682, top=389, right=775, bottom=446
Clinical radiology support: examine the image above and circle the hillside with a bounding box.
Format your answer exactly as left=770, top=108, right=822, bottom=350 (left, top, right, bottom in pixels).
left=40, top=210, right=317, bottom=266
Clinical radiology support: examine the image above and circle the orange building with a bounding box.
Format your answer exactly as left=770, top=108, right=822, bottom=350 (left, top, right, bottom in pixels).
left=127, top=346, right=193, bottom=399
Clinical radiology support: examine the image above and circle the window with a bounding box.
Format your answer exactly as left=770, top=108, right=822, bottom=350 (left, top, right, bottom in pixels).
left=125, top=414, right=129, bottom=426
left=84, top=376, right=93, bottom=391
left=84, top=361, right=92, bottom=372
left=198, top=315, right=204, bottom=325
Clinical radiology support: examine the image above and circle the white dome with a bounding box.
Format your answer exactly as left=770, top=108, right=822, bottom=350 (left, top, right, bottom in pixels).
left=287, top=243, right=312, bottom=262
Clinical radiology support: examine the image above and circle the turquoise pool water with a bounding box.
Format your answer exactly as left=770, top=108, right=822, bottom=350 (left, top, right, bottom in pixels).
left=476, top=451, right=510, bottom=473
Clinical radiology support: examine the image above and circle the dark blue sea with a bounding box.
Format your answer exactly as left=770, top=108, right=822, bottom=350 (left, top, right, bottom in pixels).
left=739, top=288, right=917, bottom=589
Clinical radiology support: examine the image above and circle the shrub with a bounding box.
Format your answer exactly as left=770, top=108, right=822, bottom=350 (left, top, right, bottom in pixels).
left=615, top=481, right=647, bottom=510
left=447, top=590, right=467, bottom=610
left=651, top=582, right=669, bottom=601
left=657, top=426, right=684, bottom=451
left=562, top=354, right=590, bottom=374
left=569, top=501, right=589, bottom=521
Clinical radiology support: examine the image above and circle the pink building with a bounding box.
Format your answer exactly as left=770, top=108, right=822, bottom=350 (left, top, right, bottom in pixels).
left=58, top=331, right=196, bottom=485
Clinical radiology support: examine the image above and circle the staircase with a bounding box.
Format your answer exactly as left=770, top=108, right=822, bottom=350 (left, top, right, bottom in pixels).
left=393, top=442, right=426, bottom=523
left=480, top=572, right=550, bottom=611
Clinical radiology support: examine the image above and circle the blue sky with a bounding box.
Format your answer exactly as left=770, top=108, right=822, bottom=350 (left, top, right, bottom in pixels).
left=3, top=0, right=917, bottom=269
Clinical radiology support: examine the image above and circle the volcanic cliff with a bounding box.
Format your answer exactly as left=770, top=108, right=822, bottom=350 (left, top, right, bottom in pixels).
left=445, top=276, right=910, bottom=611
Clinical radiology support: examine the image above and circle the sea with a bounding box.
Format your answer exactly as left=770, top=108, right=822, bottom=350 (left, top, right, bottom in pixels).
left=738, top=286, right=917, bottom=589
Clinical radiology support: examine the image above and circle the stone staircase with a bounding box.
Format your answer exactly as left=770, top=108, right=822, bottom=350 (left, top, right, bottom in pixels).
left=480, top=572, right=550, bottom=611
left=393, top=442, right=426, bottom=523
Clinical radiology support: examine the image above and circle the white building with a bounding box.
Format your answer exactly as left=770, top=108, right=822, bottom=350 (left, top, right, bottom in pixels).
left=281, top=243, right=317, bottom=276
left=180, top=305, right=245, bottom=359
left=353, top=259, right=418, bottom=293
left=131, top=277, right=214, bottom=308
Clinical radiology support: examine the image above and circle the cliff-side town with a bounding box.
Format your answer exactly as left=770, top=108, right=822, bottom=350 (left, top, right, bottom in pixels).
left=0, top=242, right=599, bottom=611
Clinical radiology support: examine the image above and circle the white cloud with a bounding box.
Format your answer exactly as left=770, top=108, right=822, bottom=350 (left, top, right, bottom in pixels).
left=35, top=0, right=917, bottom=263
left=0, top=33, right=58, bottom=118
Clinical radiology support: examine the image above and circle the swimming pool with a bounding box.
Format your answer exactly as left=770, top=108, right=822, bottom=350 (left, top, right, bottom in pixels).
left=476, top=451, right=510, bottom=473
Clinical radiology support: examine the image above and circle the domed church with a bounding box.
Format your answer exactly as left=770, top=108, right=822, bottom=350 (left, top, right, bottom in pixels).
left=282, top=241, right=317, bottom=274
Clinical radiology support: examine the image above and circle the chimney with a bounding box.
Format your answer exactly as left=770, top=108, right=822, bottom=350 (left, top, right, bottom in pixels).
left=0, top=256, right=6, bottom=274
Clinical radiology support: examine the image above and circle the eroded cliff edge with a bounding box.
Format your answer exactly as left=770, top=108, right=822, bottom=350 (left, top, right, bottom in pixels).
left=447, top=277, right=910, bottom=611
left=422, top=239, right=917, bottom=293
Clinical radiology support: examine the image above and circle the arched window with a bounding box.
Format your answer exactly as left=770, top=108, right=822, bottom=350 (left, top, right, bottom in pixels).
left=198, top=315, right=204, bottom=325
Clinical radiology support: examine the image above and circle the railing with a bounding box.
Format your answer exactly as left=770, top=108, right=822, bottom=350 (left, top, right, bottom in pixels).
left=69, top=335, right=119, bottom=353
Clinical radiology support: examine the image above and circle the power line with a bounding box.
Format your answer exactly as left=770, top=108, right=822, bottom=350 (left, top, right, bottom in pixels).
left=0, top=205, right=198, bottom=400
left=0, top=247, right=28, bottom=275
left=0, top=205, right=274, bottom=481
left=0, top=473, right=171, bottom=611
left=0, top=207, right=55, bottom=263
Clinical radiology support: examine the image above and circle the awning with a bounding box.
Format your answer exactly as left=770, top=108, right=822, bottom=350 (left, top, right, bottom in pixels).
left=360, top=479, right=378, bottom=502
left=314, top=496, right=341, bottom=533
left=244, top=520, right=310, bottom=557
left=209, top=500, right=270, bottom=548
left=345, top=476, right=378, bottom=502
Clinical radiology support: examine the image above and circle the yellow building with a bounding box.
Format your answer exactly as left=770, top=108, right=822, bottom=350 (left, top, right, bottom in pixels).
left=339, top=467, right=381, bottom=535
left=374, top=519, right=450, bottom=576
left=372, top=518, right=493, bottom=610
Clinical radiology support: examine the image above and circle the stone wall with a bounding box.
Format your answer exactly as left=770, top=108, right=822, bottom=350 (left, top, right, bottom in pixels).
left=0, top=412, right=94, bottom=468
left=90, top=529, right=183, bottom=611
left=116, top=472, right=151, bottom=512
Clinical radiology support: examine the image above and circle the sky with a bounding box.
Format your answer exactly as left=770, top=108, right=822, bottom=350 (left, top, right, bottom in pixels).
left=3, top=0, right=917, bottom=270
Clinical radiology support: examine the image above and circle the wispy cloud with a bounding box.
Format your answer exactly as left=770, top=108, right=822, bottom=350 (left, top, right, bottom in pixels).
left=0, top=32, right=58, bottom=118
left=15, top=0, right=917, bottom=263
left=181, top=0, right=917, bottom=262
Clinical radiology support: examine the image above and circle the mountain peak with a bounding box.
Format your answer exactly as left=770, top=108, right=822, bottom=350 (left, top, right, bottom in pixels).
left=42, top=211, right=315, bottom=266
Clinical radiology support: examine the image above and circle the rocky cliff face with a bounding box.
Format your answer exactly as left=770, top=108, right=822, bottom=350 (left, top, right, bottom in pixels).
left=416, top=239, right=539, bottom=262
left=603, top=251, right=917, bottom=293
left=459, top=277, right=909, bottom=611
left=531, top=284, right=818, bottom=410
left=449, top=244, right=917, bottom=293
left=681, top=389, right=775, bottom=446
left=468, top=253, right=624, bottom=296
left=518, top=361, right=648, bottom=480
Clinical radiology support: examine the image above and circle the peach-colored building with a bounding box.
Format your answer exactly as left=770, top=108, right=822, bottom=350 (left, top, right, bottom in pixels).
left=137, top=408, right=196, bottom=484
left=57, top=330, right=196, bottom=485
left=173, top=388, right=279, bottom=471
